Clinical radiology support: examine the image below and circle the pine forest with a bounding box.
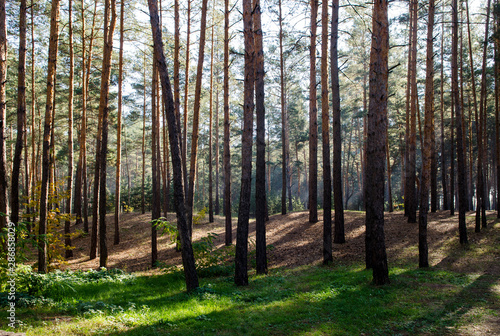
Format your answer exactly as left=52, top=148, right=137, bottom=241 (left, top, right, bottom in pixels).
left=0, top=0, right=500, bottom=334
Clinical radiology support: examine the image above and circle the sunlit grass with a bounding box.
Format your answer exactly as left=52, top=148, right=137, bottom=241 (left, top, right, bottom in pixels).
left=1, top=261, right=497, bottom=336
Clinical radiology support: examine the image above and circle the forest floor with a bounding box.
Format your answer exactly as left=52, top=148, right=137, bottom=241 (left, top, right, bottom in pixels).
left=65, top=209, right=499, bottom=276
left=13, top=209, right=500, bottom=335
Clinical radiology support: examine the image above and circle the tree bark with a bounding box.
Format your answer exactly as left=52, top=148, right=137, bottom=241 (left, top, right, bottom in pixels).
left=419, top=0, right=435, bottom=268
left=151, top=61, right=160, bottom=267
left=209, top=21, right=214, bottom=223
left=39, top=0, right=61, bottom=273
left=11, top=0, right=27, bottom=230
left=187, top=0, right=209, bottom=233
left=0, top=0, right=8, bottom=245
left=331, top=0, right=345, bottom=244
left=440, top=8, right=449, bottom=211
left=365, top=0, right=390, bottom=285
left=148, top=0, right=199, bottom=291
left=309, top=0, right=318, bottom=223
left=322, top=0, right=332, bottom=264
left=182, top=0, right=191, bottom=198
left=235, top=0, right=255, bottom=286
left=278, top=0, right=291, bottom=214
left=495, top=0, right=500, bottom=219
left=254, top=0, right=267, bottom=275
left=477, top=0, right=491, bottom=229
left=223, top=0, right=232, bottom=246
left=64, top=0, right=75, bottom=258
left=407, top=0, right=418, bottom=223
left=114, top=0, right=124, bottom=246
left=452, top=0, right=468, bottom=245
left=97, top=0, right=117, bottom=268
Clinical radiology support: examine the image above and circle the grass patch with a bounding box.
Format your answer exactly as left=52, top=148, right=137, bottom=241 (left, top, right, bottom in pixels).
left=1, top=263, right=497, bottom=335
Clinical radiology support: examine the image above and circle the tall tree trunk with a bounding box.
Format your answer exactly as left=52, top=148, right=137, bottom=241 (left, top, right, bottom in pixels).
left=278, top=0, right=291, bottom=214
left=440, top=8, right=449, bottom=211
left=223, top=0, right=232, bottom=246
left=404, top=4, right=413, bottom=216
left=141, top=54, right=146, bottom=215
left=64, top=0, right=75, bottom=258
left=39, top=0, right=61, bottom=273
left=0, top=0, right=8, bottom=245
left=452, top=0, right=468, bottom=245
left=331, top=0, right=345, bottom=244
left=97, top=0, right=117, bottom=268
left=419, top=0, right=435, bottom=268
left=30, top=0, right=36, bottom=227
left=114, top=0, right=124, bottom=245
left=11, top=0, right=27, bottom=231
left=477, top=0, right=491, bottom=229
left=173, top=0, right=181, bottom=213
left=208, top=21, right=214, bottom=223
left=182, top=0, right=191, bottom=198
left=215, top=85, right=220, bottom=216
left=151, top=62, right=160, bottom=267
left=187, top=0, right=209, bottom=233
left=255, top=0, right=267, bottom=275
left=75, top=0, right=96, bottom=233
left=309, top=0, right=318, bottom=223
left=322, top=0, right=332, bottom=264
left=148, top=0, right=199, bottom=291
left=450, top=89, right=455, bottom=215
left=366, top=0, right=390, bottom=285
left=235, top=0, right=255, bottom=286
left=495, top=0, right=500, bottom=219
left=407, top=0, right=418, bottom=223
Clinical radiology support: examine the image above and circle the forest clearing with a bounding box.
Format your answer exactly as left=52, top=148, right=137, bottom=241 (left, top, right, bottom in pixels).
left=0, top=209, right=499, bottom=335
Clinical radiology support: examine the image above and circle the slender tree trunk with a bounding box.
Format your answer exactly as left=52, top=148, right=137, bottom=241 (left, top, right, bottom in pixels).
left=235, top=0, right=255, bottom=286
left=495, top=0, right=500, bottom=218
left=254, top=0, right=267, bottom=274
left=64, top=0, right=75, bottom=258
left=187, top=0, right=209, bottom=234
left=38, top=0, right=60, bottom=273
left=404, top=4, right=413, bottom=216
left=407, top=0, right=418, bottom=223
left=11, top=0, right=27, bottom=230
left=440, top=8, right=449, bottom=211
left=114, top=0, right=124, bottom=245
left=151, top=62, right=160, bottom=267
left=279, top=0, right=291, bottom=215
left=208, top=21, right=214, bottom=223
left=97, top=0, right=117, bottom=268
left=223, top=0, right=232, bottom=246
left=477, top=0, right=491, bottom=229
left=141, top=54, right=146, bottom=214
left=331, top=0, right=345, bottom=244
left=366, top=0, right=390, bottom=285
left=215, top=85, right=220, bottom=216
left=182, top=0, right=191, bottom=198
left=11, top=0, right=27, bottom=232
left=321, top=0, right=332, bottom=264
left=29, top=0, right=36, bottom=227
left=309, top=0, right=318, bottom=223
left=419, top=0, right=435, bottom=268
left=148, top=0, right=199, bottom=291
left=172, top=0, right=180, bottom=214
left=386, top=134, right=393, bottom=212
left=452, top=0, right=468, bottom=244
left=0, top=0, right=8, bottom=244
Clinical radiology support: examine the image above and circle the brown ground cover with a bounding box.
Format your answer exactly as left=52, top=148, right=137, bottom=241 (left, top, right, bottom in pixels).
left=63, top=209, right=499, bottom=276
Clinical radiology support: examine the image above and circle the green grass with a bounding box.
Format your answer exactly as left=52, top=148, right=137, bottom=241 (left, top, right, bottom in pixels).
left=1, top=262, right=497, bottom=336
